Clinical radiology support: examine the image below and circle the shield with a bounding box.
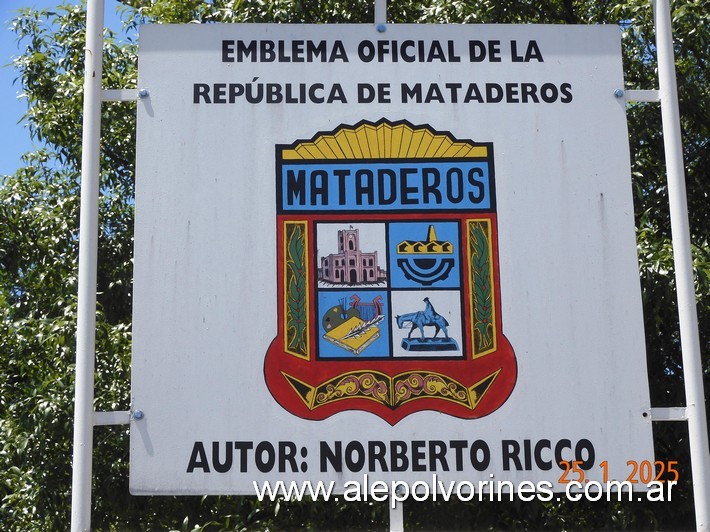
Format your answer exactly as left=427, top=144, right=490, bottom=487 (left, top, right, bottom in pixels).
left=264, top=119, right=516, bottom=424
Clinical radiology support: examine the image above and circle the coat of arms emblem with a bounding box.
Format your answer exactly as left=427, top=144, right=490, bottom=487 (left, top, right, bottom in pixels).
left=265, top=119, right=517, bottom=424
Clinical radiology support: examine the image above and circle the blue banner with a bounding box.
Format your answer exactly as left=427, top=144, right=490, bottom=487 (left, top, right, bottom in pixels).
left=279, top=161, right=491, bottom=212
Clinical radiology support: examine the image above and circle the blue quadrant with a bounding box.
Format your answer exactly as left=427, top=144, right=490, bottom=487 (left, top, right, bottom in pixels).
left=388, top=221, right=461, bottom=289
left=317, top=290, right=391, bottom=359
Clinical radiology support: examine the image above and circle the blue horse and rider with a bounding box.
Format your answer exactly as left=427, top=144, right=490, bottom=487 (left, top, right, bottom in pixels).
left=395, top=297, right=450, bottom=340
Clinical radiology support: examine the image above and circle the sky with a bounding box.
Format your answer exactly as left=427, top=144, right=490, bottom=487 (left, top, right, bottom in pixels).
left=0, top=0, right=122, bottom=176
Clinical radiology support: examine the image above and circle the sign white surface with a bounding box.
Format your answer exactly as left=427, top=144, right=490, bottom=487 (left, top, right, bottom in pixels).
left=131, top=23, right=653, bottom=495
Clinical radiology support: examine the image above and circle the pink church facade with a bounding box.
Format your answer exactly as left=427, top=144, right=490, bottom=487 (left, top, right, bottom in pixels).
left=319, top=228, right=386, bottom=284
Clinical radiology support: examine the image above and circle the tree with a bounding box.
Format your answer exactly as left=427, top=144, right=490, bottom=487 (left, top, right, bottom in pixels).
left=0, top=0, right=706, bottom=529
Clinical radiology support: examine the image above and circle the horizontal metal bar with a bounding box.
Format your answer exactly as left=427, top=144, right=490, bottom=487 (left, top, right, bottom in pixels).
left=102, top=89, right=138, bottom=102
left=626, top=89, right=660, bottom=102
left=93, top=410, right=131, bottom=426
left=650, top=406, right=688, bottom=421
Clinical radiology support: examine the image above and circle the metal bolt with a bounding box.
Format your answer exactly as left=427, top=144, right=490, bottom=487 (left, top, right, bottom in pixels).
left=613, top=88, right=624, bottom=98
left=376, top=23, right=387, bottom=33
left=132, top=410, right=145, bottom=420
left=138, top=88, right=150, bottom=99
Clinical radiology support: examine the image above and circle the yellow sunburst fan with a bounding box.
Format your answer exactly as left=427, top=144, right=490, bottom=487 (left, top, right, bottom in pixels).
left=281, top=119, right=488, bottom=160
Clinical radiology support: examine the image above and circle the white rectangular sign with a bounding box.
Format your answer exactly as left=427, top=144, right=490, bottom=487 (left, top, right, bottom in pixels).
left=131, top=23, right=654, bottom=495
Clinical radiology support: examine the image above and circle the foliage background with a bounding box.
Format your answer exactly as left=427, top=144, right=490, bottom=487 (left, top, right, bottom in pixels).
left=0, top=0, right=707, bottom=529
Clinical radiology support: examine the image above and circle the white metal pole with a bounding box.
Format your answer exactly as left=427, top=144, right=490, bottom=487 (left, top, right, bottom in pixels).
left=654, top=0, right=710, bottom=528
left=70, top=0, right=105, bottom=530
left=389, top=498, right=404, bottom=532
left=375, top=0, right=387, bottom=26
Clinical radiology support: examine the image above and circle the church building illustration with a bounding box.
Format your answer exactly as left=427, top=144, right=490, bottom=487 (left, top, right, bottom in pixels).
left=318, top=227, right=386, bottom=285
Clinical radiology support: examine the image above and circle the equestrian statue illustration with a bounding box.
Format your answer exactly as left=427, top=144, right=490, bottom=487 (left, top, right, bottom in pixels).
left=396, top=297, right=450, bottom=339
